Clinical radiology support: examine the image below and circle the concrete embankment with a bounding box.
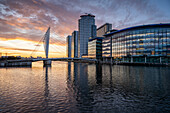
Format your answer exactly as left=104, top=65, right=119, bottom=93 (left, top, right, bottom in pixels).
left=96, top=61, right=170, bottom=66
left=115, top=62, right=170, bottom=66
left=66, top=59, right=96, bottom=63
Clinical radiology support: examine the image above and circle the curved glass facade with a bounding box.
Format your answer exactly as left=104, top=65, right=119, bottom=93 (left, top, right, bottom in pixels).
left=103, top=24, right=170, bottom=63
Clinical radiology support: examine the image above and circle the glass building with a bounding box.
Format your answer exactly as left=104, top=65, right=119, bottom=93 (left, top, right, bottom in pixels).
left=88, top=37, right=103, bottom=59
left=71, top=31, right=78, bottom=58
left=103, top=24, right=170, bottom=63
left=78, top=14, right=96, bottom=57
left=102, top=36, right=112, bottom=58
left=66, top=35, right=72, bottom=58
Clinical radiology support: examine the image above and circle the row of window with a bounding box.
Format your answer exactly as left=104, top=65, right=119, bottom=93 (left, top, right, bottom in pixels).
left=103, top=27, right=170, bottom=57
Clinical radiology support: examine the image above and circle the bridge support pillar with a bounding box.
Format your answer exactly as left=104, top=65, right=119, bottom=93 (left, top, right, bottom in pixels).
left=43, top=60, right=52, bottom=66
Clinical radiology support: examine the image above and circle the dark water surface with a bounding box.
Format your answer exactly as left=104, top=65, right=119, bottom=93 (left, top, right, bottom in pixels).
left=0, top=61, right=170, bottom=113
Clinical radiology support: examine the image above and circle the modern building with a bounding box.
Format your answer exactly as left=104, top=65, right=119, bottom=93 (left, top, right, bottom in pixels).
left=71, top=31, right=78, bottom=58
left=97, top=23, right=112, bottom=37
left=102, top=35, right=112, bottom=60
left=103, top=23, right=170, bottom=63
left=78, top=14, right=96, bottom=57
left=88, top=37, right=103, bottom=59
left=91, top=25, right=97, bottom=38
left=66, top=35, right=72, bottom=58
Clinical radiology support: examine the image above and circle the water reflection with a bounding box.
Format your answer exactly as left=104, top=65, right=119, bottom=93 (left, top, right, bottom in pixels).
left=66, top=63, right=170, bottom=113
left=43, top=66, right=50, bottom=110
left=0, top=62, right=169, bottom=113
left=67, top=62, right=71, bottom=81
left=96, top=64, right=102, bottom=85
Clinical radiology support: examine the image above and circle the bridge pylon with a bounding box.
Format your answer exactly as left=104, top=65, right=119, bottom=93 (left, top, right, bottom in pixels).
left=44, top=27, right=50, bottom=58
left=43, top=27, right=51, bottom=66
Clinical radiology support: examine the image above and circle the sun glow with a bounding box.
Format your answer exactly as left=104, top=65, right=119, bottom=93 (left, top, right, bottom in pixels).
left=0, top=38, right=66, bottom=58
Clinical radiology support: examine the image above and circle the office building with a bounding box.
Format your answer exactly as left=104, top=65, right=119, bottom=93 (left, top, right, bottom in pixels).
left=91, top=25, right=97, bottom=38
left=88, top=37, right=103, bottom=59
left=78, top=14, right=96, bottom=57
left=102, top=35, right=112, bottom=60
left=71, top=31, right=78, bottom=58
left=66, top=35, right=72, bottom=58
left=97, top=23, right=112, bottom=37
left=103, top=23, right=170, bottom=63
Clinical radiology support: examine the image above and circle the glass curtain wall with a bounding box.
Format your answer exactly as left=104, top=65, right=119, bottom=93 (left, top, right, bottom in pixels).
left=109, top=27, right=170, bottom=63
left=112, top=28, right=170, bottom=57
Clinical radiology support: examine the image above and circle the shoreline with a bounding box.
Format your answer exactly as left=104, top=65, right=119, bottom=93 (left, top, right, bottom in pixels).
left=1, top=59, right=170, bottom=67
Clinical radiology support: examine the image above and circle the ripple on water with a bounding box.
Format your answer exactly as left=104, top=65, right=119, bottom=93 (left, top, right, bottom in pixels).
left=0, top=62, right=170, bottom=113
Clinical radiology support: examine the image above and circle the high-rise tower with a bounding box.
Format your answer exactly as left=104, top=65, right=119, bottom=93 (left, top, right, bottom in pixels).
left=72, top=31, right=78, bottom=58
left=78, top=14, right=96, bottom=57
left=66, top=35, right=72, bottom=58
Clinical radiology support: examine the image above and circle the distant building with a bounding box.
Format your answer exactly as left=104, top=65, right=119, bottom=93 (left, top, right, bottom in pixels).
left=88, top=37, right=103, bottom=59
left=97, top=23, right=112, bottom=37
left=66, top=35, right=72, bottom=58
left=0, top=56, right=21, bottom=60
left=71, top=31, right=78, bottom=58
left=91, top=25, right=97, bottom=38
left=78, top=14, right=96, bottom=57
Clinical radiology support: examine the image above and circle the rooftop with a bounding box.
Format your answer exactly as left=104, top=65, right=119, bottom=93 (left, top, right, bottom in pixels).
left=80, top=13, right=95, bottom=17
left=97, top=23, right=112, bottom=30
left=89, top=37, right=104, bottom=41
left=104, top=23, right=170, bottom=36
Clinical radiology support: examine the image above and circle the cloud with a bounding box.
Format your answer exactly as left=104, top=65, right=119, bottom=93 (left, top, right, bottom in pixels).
left=0, top=45, right=39, bottom=52
left=1, top=0, right=169, bottom=36
left=0, top=0, right=170, bottom=57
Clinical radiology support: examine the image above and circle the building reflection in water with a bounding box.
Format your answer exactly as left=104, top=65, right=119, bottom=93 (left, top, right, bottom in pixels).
left=66, top=62, right=170, bottom=112
left=73, top=62, right=78, bottom=87
left=1, top=62, right=169, bottom=112
left=67, top=62, right=71, bottom=81
left=96, top=64, right=102, bottom=85
left=67, top=62, right=94, bottom=112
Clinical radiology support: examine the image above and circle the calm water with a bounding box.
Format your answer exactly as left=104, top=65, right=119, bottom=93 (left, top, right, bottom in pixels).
left=0, top=61, right=170, bottom=113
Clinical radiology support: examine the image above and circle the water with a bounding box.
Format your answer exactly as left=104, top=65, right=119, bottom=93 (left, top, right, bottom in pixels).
left=0, top=61, right=170, bottom=113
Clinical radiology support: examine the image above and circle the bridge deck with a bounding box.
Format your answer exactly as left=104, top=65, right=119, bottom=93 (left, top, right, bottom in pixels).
left=1, top=58, right=97, bottom=63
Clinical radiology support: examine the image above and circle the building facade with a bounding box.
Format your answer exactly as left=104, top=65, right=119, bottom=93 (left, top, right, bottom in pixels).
left=66, top=35, right=72, bottom=58
left=78, top=14, right=96, bottom=57
left=97, top=23, right=112, bottom=37
left=71, top=31, right=78, bottom=58
left=103, top=24, right=170, bottom=63
left=88, top=37, right=103, bottom=59
left=102, top=36, right=112, bottom=58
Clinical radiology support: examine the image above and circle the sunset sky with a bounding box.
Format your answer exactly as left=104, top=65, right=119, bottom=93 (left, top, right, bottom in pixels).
left=0, top=0, right=170, bottom=58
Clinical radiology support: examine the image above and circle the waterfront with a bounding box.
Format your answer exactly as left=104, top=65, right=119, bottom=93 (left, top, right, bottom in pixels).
left=0, top=61, right=170, bottom=113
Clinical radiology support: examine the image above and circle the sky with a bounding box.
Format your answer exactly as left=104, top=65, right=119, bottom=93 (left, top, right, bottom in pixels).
left=0, top=0, right=170, bottom=57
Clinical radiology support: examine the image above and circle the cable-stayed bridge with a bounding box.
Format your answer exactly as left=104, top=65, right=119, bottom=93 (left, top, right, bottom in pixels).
left=0, top=27, right=96, bottom=67
left=30, top=27, right=66, bottom=58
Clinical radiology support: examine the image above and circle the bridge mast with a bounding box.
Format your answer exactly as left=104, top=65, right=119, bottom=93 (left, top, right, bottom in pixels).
left=44, top=27, right=50, bottom=58
left=43, top=27, right=51, bottom=66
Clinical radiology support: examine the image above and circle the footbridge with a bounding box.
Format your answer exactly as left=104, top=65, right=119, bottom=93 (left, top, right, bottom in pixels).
left=0, top=58, right=97, bottom=67
left=0, top=27, right=97, bottom=67
left=6, top=58, right=97, bottom=62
